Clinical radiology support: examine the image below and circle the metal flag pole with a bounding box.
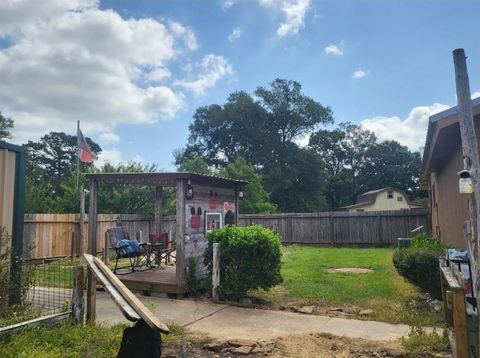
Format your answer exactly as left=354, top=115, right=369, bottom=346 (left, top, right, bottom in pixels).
left=76, top=120, right=80, bottom=189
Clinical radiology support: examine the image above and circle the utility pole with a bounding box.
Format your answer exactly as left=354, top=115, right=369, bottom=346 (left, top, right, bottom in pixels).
left=453, top=48, right=480, bottom=355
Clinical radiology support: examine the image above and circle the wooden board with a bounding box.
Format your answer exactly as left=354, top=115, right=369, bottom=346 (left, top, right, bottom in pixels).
left=83, top=254, right=169, bottom=333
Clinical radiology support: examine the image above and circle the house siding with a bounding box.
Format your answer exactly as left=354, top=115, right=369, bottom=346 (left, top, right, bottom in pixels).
left=426, top=116, right=480, bottom=248
left=347, top=189, right=416, bottom=212
left=430, top=145, right=468, bottom=247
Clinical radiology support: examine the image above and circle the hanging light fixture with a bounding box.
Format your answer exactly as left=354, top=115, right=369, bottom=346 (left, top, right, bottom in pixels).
left=186, top=179, right=194, bottom=200
left=238, top=186, right=244, bottom=200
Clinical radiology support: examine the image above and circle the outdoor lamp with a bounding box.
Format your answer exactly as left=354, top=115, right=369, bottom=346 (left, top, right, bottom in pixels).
left=186, top=179, right=194, bottom=200
left=238, top=187, right=244, bottom=200
left=458, top=169, right=473, bottom=194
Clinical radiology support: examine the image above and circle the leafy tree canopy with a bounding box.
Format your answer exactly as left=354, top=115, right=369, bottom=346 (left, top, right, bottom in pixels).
left=0, top=112, right=14, bottom=140
left=219, top=157, right=277, bottom=214
left=24, top=132, right=101, bottom=181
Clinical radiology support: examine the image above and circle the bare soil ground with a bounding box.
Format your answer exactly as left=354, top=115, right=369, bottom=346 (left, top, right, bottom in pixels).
left=162, top=333, right=452, bottom=357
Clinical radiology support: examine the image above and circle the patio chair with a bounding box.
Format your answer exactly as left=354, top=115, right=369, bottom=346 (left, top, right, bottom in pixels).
left=107, top=227, right=150, bottom=274
left=148, top=232, right=176, bottom=268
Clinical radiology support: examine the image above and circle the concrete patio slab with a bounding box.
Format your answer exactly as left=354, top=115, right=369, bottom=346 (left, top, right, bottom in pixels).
left=96, top=293, right=412, bottom=342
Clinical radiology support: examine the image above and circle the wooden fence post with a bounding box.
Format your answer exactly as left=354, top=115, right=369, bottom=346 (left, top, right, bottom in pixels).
left=71, top=266, right=85, bottom=324
left=452, top=286, right=469, bottom=358
left=70, top=231, right=76, bottom=260
left=212, top=243, right=220, bottom=302
left=79, top=186, right=85, bottom=256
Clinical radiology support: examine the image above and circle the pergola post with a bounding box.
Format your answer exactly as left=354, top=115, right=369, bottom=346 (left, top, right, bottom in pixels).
left=86, top=178, right=98, bottom=323
left=235, top=187, right=240, bottom=225
left=154, top=186, right=163, bottom=233
left=175, top=179, right=186, bottom=287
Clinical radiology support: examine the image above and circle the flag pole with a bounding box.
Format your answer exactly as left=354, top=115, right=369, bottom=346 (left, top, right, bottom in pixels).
left=76, top=120, right=80, bottom=189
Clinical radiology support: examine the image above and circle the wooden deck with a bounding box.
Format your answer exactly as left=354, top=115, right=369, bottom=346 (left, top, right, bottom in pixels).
left=116, top=265, right=185, bottom=295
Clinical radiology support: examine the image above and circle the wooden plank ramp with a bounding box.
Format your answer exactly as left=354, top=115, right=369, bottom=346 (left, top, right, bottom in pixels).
left=83, top=254, right=169, bottom=334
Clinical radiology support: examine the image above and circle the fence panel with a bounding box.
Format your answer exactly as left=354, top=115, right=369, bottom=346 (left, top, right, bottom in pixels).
left=240, top=209, right=429, bottom=246
left=24, top=209, right=429, bottom=258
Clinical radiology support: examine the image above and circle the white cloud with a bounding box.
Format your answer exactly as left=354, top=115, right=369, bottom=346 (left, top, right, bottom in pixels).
left=99, top=132, right=120, bottom=143
left=168, top=21, right=198, bottom=51
left=132, top=154, right=145, bottom=163
left=228, top=27, right=242, bottom=42
left=324, top=44, right=343, bottom=56
left=472, top=91, right=480, bottom=99
left=0, top=0, right=228, bottom=144
left=0, top=0, right=98, bottom=36
left=145, top=67, right=172, bottom=82
left=222, top=0, right=237, bottom=9
left=360, top=103, right=449, bottom=151
left=259, top=0, right=311, bottom=37
left=352, top=69, right=368, bottom=79
left=96, top=148, right=123, bottom=167
left=174, top=54, right=233, bottom=95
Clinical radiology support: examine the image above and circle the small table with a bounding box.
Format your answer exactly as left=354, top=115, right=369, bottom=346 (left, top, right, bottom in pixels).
left=148, top=242, right=169, bottom=269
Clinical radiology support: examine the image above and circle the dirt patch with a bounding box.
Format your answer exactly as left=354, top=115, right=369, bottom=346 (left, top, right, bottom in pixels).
left=163, top=333, right=449, bottom=357
left=325, top=267, right=374, bottom=274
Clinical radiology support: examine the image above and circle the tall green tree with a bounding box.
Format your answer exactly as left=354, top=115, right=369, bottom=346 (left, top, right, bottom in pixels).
left=254, top=79, right=333, bottom=147
left=96, top=162, right=165, bottom=215
left=179, top=91, right=270, bottom=167
left=177, top=79, right=333, bottom=212
left=263, top=145, right=327, bottom=212
left=359, top=140, right=423, bottom=198
left=309, top=123, right=422, bottom=209
left=176, top=155, right=213, bottom=175
left=219, top=157, right=277, bottom=214
left=309, top=123, right=376, bottom=208
left=24, top=132, right=101, bottom=182
left=0, top=112, right=14, bottom=140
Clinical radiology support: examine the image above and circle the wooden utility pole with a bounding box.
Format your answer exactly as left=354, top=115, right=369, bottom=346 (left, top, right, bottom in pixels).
left=453, top=48, right=480, bottom=355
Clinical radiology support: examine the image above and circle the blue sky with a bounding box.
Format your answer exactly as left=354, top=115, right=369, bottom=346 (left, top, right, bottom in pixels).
left=1, top=0, right=480, bottom=169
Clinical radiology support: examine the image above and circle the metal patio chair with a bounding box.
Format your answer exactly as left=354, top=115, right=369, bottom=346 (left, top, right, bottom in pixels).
left=107, top=227, right=150, bottom=274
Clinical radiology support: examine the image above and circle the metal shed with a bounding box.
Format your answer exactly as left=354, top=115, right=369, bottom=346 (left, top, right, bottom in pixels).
left=0, top=141, right=27, bottom=304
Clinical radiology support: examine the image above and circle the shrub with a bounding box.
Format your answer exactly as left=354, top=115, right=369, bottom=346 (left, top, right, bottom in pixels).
left=393, top=235, right=446, bottom=300
left=204, top=225, right=283, bottom=301
left=402, top=326, right=450, bottom=353
left=410, top=234, right=448, bottom=251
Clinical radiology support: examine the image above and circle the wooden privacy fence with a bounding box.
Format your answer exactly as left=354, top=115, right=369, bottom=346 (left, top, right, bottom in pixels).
left=23, top=209, right=429, bottom=258
left=23, top=214, right=176, bottom=259
left=239, top=209, right=430, bottom=246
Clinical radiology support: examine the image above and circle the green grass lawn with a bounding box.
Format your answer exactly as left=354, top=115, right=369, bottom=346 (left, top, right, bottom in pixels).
left=0, top=322, right=186, bottom=358
left=255, top=245, right=441, bottom=326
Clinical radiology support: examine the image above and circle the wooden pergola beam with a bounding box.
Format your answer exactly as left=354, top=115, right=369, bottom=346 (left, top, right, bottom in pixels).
left=175, top=179, right=185, bottom=288
left=86, top=178, right=98, bottom=323
left=154, top=186, right=163, bottom=233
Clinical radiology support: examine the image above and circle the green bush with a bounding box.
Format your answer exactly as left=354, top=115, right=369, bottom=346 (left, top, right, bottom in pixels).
left=204, top=225, right=283, bottom=301
left=393, top=235, right=446, bottom=300
left=410, top=234, right=448, bottom=251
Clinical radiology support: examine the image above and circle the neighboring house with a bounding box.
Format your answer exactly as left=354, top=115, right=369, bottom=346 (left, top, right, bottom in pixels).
left=421, top=96, right=480, bottom=248
left=340, top=187, right=422, bottom=212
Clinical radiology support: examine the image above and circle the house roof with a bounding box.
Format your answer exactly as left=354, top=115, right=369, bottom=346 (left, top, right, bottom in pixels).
left=0, top=141, right=27, bottom=154
left=421, top=97, right=480, bottom=184
left=85, top=172, right=248, bottom=188
left=340, top=187, right=413, bottom=210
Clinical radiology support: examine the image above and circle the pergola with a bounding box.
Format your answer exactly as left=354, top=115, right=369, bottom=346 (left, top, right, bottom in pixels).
left=85, top=172, right=246, bottom=315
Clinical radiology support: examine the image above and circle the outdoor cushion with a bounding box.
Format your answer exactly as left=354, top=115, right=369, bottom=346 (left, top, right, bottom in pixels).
left=117, top=239, right=141, bottom=256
